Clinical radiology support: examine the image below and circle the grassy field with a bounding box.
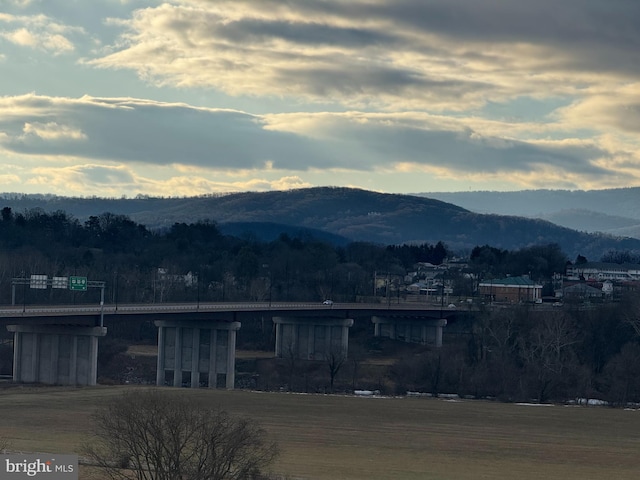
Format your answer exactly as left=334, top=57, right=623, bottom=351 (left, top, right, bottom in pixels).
left=1, top=385, right=640, bottom=479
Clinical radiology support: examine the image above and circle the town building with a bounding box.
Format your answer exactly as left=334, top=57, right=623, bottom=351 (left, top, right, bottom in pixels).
left=478, top=276, right=542, bottom=304
left=566, top=262, right=640, bottom=281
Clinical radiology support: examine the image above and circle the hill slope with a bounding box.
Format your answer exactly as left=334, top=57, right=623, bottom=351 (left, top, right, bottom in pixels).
left=2, top=187, right=639, bottom=259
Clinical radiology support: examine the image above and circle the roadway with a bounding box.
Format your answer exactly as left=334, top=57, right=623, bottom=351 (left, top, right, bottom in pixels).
left=0, top=301, right=460, bottom=326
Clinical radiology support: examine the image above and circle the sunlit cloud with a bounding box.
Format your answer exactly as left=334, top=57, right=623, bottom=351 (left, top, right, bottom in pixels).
left=89, top=0, right=640, bottom=113
left=1, top=1, right=639, bottom=196
left=0, top=94, right=611, bottom=175
left=0, top=12, right=81, bottom=54
left=556, top=83, right=640, bottom=135
left=0, top=174, right=21, bottom=186
left=24, top=163, right=313, bottom=197
left=22, top=122, right=87, bottom=140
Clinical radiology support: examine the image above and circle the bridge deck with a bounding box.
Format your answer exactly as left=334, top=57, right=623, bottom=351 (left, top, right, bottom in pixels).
left=0, top=302, right=462, bottom=326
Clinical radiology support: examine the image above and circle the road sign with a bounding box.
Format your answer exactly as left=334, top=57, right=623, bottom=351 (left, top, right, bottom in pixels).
left=30, top=274, right=48, bottom=289
left=52, top=276, right=68, bottom=289
left=69, top=276, right=87, bottom=291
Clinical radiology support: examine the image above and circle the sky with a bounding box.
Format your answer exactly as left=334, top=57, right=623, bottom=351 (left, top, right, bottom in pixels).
left=0, top=0, right=639, bottom=197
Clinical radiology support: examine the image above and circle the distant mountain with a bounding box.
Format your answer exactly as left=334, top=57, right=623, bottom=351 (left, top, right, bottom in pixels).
left=539, top=209, right=639, bottom=232
left=2, top=187, right=640, bottom=260
left=419, top=188, right=640, bottom=239
left=419, top=188, right=640, bottom=218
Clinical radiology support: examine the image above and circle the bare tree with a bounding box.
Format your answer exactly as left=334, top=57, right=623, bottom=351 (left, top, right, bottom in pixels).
left=325, top=349, right=346, bottom=393
left=348, top=343, right=367, bottom=391
left=83, top=389, right=278, bottom=480
left=282, top=338, right=298, bottom=391
left=621, top=293, right=640, bottom=338
left=481, top=308, right=522, bottom=399
left=519, top=312, right=578, bottom=403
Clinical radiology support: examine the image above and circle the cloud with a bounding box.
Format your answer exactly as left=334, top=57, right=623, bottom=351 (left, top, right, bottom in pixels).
left=23, top=122, right=87, bottom=140
left=0, top=94, right=332, bottom=170
left=148, top=175, right=313, bottom=195
left=0, top=94, right=631, bottom=194
left=0, top=11, right=82, bottom=54
left=24, top=163, right=312, bottom=197
left=263, top=111, right=614, bottom=178
left=28, top=164, right=135, bottom=187
left=7, top=0, right=34, bottom=7
left=0, top=174, right=21, bottom=186
left=87, top=0, right=640, bottom=112
left=2, top=27, right=38, bottom=47
left=557, top=83, right=640, bottom=135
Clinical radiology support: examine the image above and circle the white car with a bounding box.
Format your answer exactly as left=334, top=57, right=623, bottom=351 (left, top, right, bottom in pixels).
left=323, top=300, right=334, bottom=305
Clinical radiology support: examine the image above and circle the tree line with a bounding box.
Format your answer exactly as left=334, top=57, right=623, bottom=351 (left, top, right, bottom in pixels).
left=389, top=298, right=640, bottom=405
left=0, top=207, right=611, bottom=307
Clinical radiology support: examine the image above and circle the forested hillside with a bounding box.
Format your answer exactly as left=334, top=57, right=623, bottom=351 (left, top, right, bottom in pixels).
left=0, top=206, right=580, bottom=307
left=0, top=207, right=453, bottom=306
left=2, top=187, right=640, bottom=259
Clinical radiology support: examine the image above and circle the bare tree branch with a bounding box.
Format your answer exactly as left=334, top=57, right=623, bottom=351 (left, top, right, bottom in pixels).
left=82, top=389, right=279, bottom=480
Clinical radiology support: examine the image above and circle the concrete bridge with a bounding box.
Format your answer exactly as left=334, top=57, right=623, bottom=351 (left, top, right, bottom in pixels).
left=0, top=302, right=459, bottom=388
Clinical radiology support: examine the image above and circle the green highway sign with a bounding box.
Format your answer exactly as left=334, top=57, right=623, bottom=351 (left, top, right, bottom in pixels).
left=69, top=276, right=88, bottom=291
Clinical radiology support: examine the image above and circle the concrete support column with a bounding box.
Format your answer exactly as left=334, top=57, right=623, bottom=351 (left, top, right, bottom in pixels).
left=273, top=317, right=354, bottom=360
left=173, top=326, right=183, bottom=387
left=208, top=329, right=217, bottom=388
left=191, top=327, right=200, bottom=388
left=48, top=334, right=60, bottom=384
left=17, top=327, right=40, bottom=383
left=12, top=330, right=23, bottom=383
left=291, top=324, right=298, bottom=358
left=69, top=336, right=78, bottom=385
left=389, top=321, right=396, bottom=340
left=371, top=317, right=447, bottom=347
left=155, top=320, right=241, bottom=390
left=341, top=324, right=350, bottom=357
left=434, top=319, right=447, bottom=347
left=226, top=328, right=237, bottom=389
left=274, top=322, right=282, bottom=357
left=7, top=325, right=107, bottom=386
left=156, top=325, right=165, bottom=386
left=90, top=334, right=100, bottom=385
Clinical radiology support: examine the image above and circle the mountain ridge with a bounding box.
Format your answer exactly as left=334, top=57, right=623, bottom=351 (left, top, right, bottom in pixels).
left=2, top=187, right=639, bottom=260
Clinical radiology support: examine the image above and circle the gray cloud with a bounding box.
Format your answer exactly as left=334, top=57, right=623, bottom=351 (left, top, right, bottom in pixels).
left=0, top=95, right=329, bottom=170
left=313, top=117, right=612, bottom=178
left=0, top=95, right=617, bottom=185
left=83, top=0, right=640, bottom=118
left=70, top=164, right=135, bottom=184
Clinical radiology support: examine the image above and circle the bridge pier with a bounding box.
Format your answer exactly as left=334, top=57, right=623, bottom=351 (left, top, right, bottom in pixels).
left=7, top=325, right=107, bottom=386
left=155, top=320, right=240, bottom=389
left=273, top=317, right=354, bottom=360
left=371, top=316, right=447, bottom=346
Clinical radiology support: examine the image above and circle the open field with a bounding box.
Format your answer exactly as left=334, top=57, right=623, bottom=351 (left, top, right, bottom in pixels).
left=1, top=385, right=640, bottom=479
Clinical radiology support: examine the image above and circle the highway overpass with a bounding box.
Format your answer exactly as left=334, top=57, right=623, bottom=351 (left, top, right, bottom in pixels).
left=0, top=301, right=459, bottom=388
